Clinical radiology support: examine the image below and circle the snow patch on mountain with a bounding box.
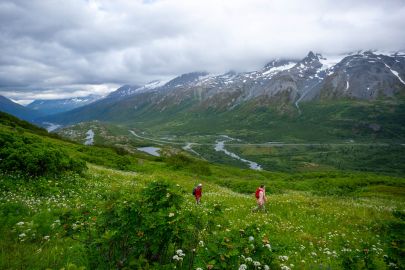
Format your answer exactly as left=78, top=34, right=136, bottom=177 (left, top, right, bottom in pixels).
left=383, top=63, right=405, bottom=85
left=318, top=54, right=347, bottom=71
left=262, top=62, right=296, bottom=76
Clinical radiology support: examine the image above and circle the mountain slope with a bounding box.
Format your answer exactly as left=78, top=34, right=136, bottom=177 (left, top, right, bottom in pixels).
left=0, top=95, right=42, bottom=121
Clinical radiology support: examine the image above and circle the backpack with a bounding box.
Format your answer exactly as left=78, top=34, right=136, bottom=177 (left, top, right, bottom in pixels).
left=255, top=188, right=261, bottom=199
left=192, top=187, right=196, bottom=195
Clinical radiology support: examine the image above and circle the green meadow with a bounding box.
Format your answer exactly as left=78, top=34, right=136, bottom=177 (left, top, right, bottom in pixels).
left=1, top=112, right=404, bottom=269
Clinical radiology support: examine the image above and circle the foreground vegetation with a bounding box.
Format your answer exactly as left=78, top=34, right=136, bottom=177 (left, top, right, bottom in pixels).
left=1, top=112, right=404, bottom=269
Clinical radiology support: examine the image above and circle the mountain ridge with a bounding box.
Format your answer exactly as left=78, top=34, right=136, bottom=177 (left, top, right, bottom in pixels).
left=41, top=50, right=405, bottom=125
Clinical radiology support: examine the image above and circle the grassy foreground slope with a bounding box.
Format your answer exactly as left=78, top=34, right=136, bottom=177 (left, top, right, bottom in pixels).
left=1, top=113, right=404, bottom=269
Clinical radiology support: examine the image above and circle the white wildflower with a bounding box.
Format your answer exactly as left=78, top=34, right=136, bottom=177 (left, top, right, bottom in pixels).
left=253, top=261, right=261, bottom=266
left=43, top=235, right=50, bottom=241
left=169, top=212, right=175, bottom=217
left=239, top=264, right=247, bottom=270
left=249, top=236, right=254, bottom=242
left=388, top=262, right=397, bottom=267
left=19, top=233, right=26, bottom=238
left=16, top=222, right=24, bottom=226
left=245, top=257, right=253, bottom=262
left=264, top=243, right=272, bottom=250
left=176, top=249, right=185, bottom=257
left=278, top=255, right=289, bottom=262
left=264, top=265, right=270, bottom=270
left=199, top=240, right=204, bottom=247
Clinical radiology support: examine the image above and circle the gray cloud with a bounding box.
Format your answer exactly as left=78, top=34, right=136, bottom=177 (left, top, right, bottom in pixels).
left=1, top=0, right=405, bottom=102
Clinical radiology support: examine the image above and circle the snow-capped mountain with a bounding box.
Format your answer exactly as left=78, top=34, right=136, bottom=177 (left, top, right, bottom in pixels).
left=42, top=50, right=405, bottom=125
left=27, top=94, right=102, bottom=116
left=320, top=50, right=405, bottom=100
left=133, top=50, right=405, bottom=111
left=105, top=85, right=142, bottom=100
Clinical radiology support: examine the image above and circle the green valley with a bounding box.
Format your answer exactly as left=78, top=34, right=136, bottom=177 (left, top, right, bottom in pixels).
left=1, top=112, right=404, bottom=269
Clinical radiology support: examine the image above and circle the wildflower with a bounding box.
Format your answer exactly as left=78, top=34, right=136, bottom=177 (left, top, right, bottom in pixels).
left=278, top=255, right=289, bottom=262
left=199, top=240, right=204, bottom=247
left=239, top=264, right=247, bottom=270
left=280, top=265, right=291, bottom=270
left=169, top=212, right=175, bottom=217
left=19, top=233, right=26, bottom=238
left=264, top=265, right=270, bottom=270
left=196, top=268, right=203, bottom=270
left=173, top=255, right=180, bottom=261
left=245, top=257, right=253, bottom=262
left=176, top=249, right=185, bottom=257
left=43, top=235, right=50, bottom=241
left=264, top=243, right=272, bottom=250
left=253, top=261, right=261, bottom=266
left=16, top=222, right=24, bottom=226
left=249, top=236, right=254, bottom=242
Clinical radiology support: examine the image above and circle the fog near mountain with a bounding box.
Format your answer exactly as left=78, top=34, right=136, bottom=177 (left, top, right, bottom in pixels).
left=1, top=0, right=405, bottom=102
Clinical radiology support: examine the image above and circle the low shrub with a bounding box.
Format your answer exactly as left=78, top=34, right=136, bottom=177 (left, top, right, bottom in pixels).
left=0, top=130, right=86, bottom=177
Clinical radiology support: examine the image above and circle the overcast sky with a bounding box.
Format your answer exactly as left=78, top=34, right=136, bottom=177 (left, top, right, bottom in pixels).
left=1, top=0, right=405, bottom=104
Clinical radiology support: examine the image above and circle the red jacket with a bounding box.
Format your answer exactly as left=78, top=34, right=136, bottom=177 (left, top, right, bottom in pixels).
left=195, top=187, right=202, bottom=198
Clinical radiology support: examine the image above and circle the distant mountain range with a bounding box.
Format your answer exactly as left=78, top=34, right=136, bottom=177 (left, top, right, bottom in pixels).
left=26, top=94, right=103, bottom=115
left=41, top=50, right=405, bottom=123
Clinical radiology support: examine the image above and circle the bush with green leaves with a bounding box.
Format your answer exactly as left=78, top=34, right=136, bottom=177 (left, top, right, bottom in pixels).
left=0, top=130, right=86, bottom=177
left=68, top=181, right=202, bottom=269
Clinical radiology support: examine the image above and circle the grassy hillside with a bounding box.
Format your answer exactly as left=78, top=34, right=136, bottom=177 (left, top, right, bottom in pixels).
left=132, top=99, right=405, bottom=143
left=1, top=113, right=404, bottom=269
left=47, top=94, right=405, bottom=143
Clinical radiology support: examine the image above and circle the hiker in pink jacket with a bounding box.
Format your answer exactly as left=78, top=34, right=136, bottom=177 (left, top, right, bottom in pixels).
left=254, top=184, right=267, bottom=211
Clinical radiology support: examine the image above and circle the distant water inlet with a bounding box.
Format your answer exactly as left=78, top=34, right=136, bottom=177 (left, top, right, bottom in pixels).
left=137, top=147, right=161, bottom=157
left=84, top=129, right=94, bottom=145
left=43, top=122, right=62, bottom=132
left=214, top=137, right=262, bottom=170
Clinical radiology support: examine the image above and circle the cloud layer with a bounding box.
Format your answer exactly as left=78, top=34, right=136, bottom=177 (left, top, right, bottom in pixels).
left=1, top=0, right=405, bottom=101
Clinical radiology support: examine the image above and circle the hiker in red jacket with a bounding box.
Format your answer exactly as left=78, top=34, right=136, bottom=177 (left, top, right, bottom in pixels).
left=254, top=184, right=266, bottom=212
left=194, top=183, right=202, bottom=204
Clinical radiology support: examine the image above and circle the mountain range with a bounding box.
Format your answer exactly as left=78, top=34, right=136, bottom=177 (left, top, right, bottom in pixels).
left=26, top=94, right=102, bottom=115
left=43, top=50, right=405, bottom=119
